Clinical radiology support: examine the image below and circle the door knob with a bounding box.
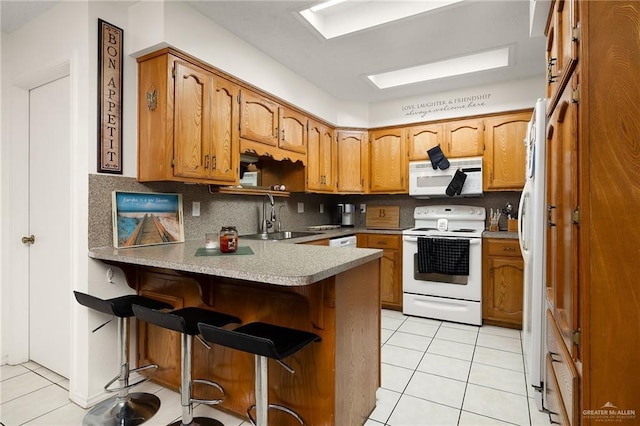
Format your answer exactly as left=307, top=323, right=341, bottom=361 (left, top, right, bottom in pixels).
left=22, top=235, right=35, bottom=244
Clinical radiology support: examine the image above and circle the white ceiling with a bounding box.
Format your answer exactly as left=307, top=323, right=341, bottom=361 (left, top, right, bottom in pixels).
left=2, top=0, right=547, bottom=104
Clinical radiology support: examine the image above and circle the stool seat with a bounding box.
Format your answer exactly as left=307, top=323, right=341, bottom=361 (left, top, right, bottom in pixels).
left=74, top=292, right=172, bottom=317
left=73, top=291, right=173, bottom=426
left=132, top=305, right=241, bottom=426
left=198, top=322, right=321, bottom=361
left=198, top=322, right=321, bottom=426
left=132, top=306, right=240, bottom=336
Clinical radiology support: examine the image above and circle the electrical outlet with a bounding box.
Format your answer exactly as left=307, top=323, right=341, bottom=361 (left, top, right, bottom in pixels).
left=192, top=201, right=200, bottom=216
left=319, top=203, right=324, bottom=213
left=297, top=202, right=304, bottom=213
left=360, top=204, right=366, bottom=213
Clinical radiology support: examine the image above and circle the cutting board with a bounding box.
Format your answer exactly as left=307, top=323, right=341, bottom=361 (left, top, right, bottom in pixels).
left=366, top=206, right=401, bottom=229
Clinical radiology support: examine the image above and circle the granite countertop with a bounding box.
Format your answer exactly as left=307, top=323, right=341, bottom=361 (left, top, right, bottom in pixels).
left=89, top=237, right=382, bottom=287
left=483, top=230, right=519, bottom=239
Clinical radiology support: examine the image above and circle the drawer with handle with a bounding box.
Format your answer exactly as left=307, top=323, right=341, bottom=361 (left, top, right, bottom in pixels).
left=485, top=238, right=521, bottom=257
left=366, top=234, right=400, bottom=250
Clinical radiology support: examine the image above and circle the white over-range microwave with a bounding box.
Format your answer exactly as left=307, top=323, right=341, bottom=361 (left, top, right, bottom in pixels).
left=408, top=156, right=483, bottom=198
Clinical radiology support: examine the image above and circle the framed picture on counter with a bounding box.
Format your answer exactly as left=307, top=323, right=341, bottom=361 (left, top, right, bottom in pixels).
left=112, top=191, right=184, bottom=248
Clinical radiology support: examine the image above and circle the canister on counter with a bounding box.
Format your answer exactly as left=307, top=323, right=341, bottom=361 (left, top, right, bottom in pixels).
left=219, top=226, right=238, bottom=253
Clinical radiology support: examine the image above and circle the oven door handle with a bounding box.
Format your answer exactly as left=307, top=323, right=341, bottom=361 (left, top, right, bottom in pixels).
left=403, top=236, right=481, bottom=245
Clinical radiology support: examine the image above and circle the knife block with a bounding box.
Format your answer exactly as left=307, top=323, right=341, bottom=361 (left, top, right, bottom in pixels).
left=507, top=219, right=518, bottom=232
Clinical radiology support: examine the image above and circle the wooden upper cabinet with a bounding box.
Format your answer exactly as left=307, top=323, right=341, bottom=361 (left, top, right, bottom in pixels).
left=483, top=111, right=530, bottom=191
left=240, top=90, right=279, bottom=147
left=445, top=118, right=484, bottom=157
left=336, top=130, right=368, bottom=193
left=369, top=128, right=407, bottom=193
left=210, top=77, right=240, bottom=183
left=137, top=52, right=239, bottom=185
left=279, top=106, right=307, bottom=155
left=239, top=90, right=307, bottom=163
left=306, top=120, right=335, bottom=192
left=546, top=0, right=579, bottom=112
left=408, top=123, right=444, bottom=161
left=173, top=60, right=213, bottom=180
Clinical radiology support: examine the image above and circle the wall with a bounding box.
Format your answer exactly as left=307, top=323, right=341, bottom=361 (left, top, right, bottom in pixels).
left=0, top=0, right=140, bottom=408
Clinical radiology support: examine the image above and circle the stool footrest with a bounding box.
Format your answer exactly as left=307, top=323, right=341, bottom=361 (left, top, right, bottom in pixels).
left=248, top=403, right=305, bottom=426
left=103, top=364, right=159, bottom=393
left=191, top=378, right=224, bottom=405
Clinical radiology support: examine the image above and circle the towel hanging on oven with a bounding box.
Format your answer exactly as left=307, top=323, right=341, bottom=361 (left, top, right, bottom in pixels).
left=417, top=237, right=470, bottom=275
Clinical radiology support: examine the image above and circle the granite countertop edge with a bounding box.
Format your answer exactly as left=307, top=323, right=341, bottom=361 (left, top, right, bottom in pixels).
left=89, top=234, right=383, bottom=287
left=482, top=230, right=518, bottom=239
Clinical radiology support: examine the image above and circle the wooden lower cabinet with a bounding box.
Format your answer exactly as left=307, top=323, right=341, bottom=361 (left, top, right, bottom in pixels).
left=358, top=234, right=402, bottom=311
left=134, top=263, right=380, bottom=426
left=302, top=238, right=329, bottom=246
left=482, top=238, right=524, bottom=329
left=546, top=309, right=579, bottom=425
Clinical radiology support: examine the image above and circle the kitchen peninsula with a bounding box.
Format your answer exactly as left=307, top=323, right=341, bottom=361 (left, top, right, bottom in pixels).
left=89, top=239, right=382, bottom=425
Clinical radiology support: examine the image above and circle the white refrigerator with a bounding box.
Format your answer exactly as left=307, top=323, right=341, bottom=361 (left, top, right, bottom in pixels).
left=518, top=98, right=547, bottom=411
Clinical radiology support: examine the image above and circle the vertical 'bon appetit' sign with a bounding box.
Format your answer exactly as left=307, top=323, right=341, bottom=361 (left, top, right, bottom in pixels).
left=97, top=19, right=123, bottom=174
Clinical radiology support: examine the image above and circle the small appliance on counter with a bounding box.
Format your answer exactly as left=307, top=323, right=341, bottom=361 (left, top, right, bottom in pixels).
left=337, top=203, right=355, bottom=227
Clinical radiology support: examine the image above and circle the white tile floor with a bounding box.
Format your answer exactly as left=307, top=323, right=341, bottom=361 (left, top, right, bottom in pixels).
left=1, top=310, right=553, bottom=425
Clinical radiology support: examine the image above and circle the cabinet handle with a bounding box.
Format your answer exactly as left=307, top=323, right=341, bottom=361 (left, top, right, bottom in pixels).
left=281, top=128, right=286, bottom=140
left=204, top=154, right=210, bottom=170
left=212, top=155, right=217, bottom=171
left=503, top=246, right=515, bottom=251
left=274, top=127, right=279, bottom=139
left=245, top=149, right=257, bottom=155
left=547, top=58, right=558, bottom=83
left=547, top=205, right=557, bottom=227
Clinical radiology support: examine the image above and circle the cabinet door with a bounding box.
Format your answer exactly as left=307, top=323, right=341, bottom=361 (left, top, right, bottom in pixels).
left=240, top=90, right=279, bottom=147
left=546, top=0, right=579, bottom=111
left=173, top=60, right=213, bottom=179
left=445, top=118, right=484, bottom=157
left=369, top=128, right=407, bottom=193
left=483, top=256, right=524, bottom=327
left=336, top=131, right=368, bottom=193
left=545, top=76, right=579, bottom=358
left=484, top=112, right=530, bottom=191
left=366, top=235, right=402, bottom=310
left=307, top=121, right=323, bottom=190
left=307, top=120, right=335, bottom=192
left=280, top=106, right=307, bottom=154
left=408, top=123, right=444, bottom=161
left=210, top=77, right=240, bottom=183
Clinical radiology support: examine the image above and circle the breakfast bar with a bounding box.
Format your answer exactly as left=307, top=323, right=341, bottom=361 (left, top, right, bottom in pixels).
left=89, top=239, right=382, bottom=425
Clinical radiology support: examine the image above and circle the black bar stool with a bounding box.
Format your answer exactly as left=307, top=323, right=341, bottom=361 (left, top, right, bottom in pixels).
left=198, top=322, right=321, bottom=426
left=132, top=305, right=241, bottom=426
left=73, top=291, right=173, bottom=426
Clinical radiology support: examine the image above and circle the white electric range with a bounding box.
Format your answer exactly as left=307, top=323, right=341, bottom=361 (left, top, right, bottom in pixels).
left=402, top=205, right=486, bottom=325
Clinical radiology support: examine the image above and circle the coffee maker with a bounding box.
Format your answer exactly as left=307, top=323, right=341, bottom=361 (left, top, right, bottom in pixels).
left=337, top=204, right=355, bottom=227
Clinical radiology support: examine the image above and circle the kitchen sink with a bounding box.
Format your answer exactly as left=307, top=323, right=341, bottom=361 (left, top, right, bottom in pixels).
left=240, top=231, right=323, bottom=241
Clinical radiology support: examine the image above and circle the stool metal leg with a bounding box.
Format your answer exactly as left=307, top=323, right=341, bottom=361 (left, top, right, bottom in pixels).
left=255, top=355, right=268, bottom=426
left=83, top=317, right=161, bottom=426
left=169, top=333, right=223, bottom=426
left=247, top=355, right=304, bottom=426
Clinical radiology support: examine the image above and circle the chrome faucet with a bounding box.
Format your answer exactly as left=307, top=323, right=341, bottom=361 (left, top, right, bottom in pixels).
left=261, top=193, right=275, bottom=234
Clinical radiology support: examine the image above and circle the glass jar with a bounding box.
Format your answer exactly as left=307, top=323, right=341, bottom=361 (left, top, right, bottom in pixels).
left=219, top=226, right=238, bottom=253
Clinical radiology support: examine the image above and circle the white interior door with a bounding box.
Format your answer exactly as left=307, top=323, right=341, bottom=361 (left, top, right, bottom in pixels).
left=28, top=75, right=71, bottom=378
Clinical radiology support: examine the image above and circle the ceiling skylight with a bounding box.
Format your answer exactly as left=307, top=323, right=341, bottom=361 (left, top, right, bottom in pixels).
left=299, top=0, right=464, bottom=40
left=367, top=47, right=511, bottom=89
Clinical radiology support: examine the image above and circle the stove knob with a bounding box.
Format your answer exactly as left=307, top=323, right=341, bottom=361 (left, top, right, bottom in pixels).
left=469, top=208, right=474, bottom=215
